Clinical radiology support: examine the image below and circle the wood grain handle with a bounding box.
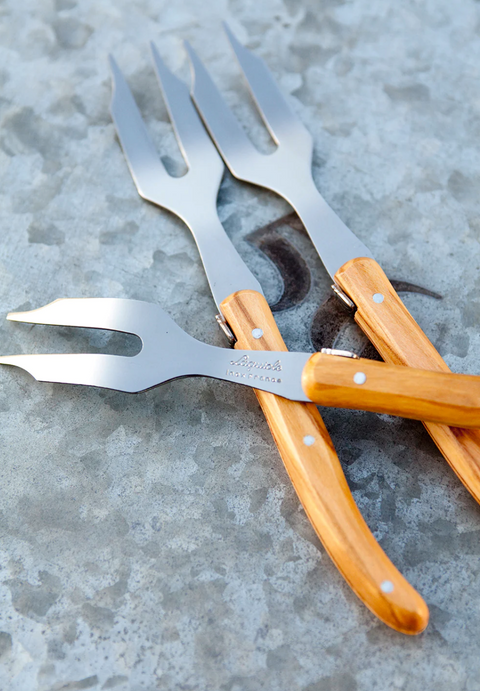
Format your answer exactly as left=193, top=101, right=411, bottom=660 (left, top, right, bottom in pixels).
left=221, top=289, right=428, bottom=634
left=303, top=353, right=480, bottom=427
left=335, top=256, right=480, bottom=504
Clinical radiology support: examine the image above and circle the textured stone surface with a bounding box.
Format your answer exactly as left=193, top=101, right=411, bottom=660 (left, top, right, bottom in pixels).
left=0, top=0, right=479, bottom=688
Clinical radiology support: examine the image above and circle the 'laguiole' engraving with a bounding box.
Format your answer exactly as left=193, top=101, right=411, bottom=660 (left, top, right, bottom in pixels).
left=229, top=355, right=282, bottom=372
left=226, top=355, right=283, bottom=384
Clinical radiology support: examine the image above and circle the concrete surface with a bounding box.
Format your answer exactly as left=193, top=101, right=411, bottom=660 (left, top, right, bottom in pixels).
left=0, top=0, right=479, bottom=688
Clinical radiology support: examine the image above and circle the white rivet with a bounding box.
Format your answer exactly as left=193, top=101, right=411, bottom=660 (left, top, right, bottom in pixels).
left=373, top=293, right=384, bottom=304
left=303, top=435, right=315, bottom=446
left=381, top=580, right=394, bottom=593
left=353, top=372, right=367, bottom=385
left=252, top=328, right=263, bottom=339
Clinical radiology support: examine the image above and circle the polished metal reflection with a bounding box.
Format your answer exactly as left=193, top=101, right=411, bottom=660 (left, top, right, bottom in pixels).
left=187, top=24, right=374, bottom=281
left=0, top=298, right=311, bottom=401
left=109, top=48, right=263, bottom=313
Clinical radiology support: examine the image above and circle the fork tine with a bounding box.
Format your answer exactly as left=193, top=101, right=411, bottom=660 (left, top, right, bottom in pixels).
left=0, top=353, right=140, bottom=391
left=223, top=23, right=310, bottom=146
left=109, top=55, right=170, bottom=203
left=6, top=298, right=176, bottom=343
left=7, top=298, right=140, bottom=334
left=185, top=41, right=260, bottom=167
left=150, top=42, right=222, bottom=172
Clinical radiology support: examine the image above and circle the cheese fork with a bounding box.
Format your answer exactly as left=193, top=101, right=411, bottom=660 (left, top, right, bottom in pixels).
left=108, top=49, right=428, bottom=634
left=2, top=298, right=480, bottom=428
left=186, top=25, right=480, bottom=506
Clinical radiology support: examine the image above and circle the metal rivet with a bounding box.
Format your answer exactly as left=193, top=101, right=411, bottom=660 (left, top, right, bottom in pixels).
left=373, top=293, right=384, bottom=304
left=353, top=372, right=367, bottom=385
left=252, top=328, right=263, bottom=339
left=381, top=580, right=394, bottom=593
left=303, top=435, right=315, bottom=446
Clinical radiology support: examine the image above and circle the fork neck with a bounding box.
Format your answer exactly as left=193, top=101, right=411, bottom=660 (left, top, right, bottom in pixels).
left=279, top=176, right=374, bottom=281
left=180, top=207, right=264, bottom=313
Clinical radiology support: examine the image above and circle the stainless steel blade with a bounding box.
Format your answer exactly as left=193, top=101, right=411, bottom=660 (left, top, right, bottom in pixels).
left=109, top=51, right=263, bottom=312
left=0, top=299, right=310, bottom=400
left=187, top=28, right=374, bottom=280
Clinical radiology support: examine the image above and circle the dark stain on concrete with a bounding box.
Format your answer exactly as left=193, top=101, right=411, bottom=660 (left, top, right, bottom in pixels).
left=0, top=632, right=12, bottom=659
left=81, top=603, right=115, bottom=629
left=53, top=18, right=93, bottom=50
left=28, top=220, right=65, bottom=246
left=4, top=571, right=61, bottom=619
left=384, top=83, right=431, bottom=103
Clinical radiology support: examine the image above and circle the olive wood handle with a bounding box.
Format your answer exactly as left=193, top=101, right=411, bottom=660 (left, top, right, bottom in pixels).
left=303, top=353, right=480, bottom=427
left=335, top=256, right=480, bottom=504
left=221, top=289, right=428, bottom=635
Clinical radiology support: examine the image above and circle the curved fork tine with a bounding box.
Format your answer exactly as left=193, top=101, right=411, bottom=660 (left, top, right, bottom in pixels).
left=150, top=43, right=223, bottom=172
left=0, top=353, right=143, bottom=392
left=223, top=23, right=309, bottom=146
left=7, top=298, right=147, bottom=336
left=185, top=41, right=261, bottom=167
left=6, top=298, right=191, bottom=348
left=109, top=55, right=171, bottom=204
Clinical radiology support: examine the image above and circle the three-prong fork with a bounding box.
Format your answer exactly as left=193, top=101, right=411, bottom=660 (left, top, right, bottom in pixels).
left=106, top=45, right=428, bottom=634
left=186, top=24, right=480, bottom=506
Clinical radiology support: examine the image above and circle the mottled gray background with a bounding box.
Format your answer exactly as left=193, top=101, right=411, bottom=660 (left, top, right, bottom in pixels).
left=0, top=0, right=479, bottom=689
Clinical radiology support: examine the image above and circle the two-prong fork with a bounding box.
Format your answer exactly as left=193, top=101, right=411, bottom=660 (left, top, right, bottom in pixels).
left=186, top=24, right=480, bottom=506
left=3, top=298, right=480, bottom=426
left=107, top=45, right=428, bottom=633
